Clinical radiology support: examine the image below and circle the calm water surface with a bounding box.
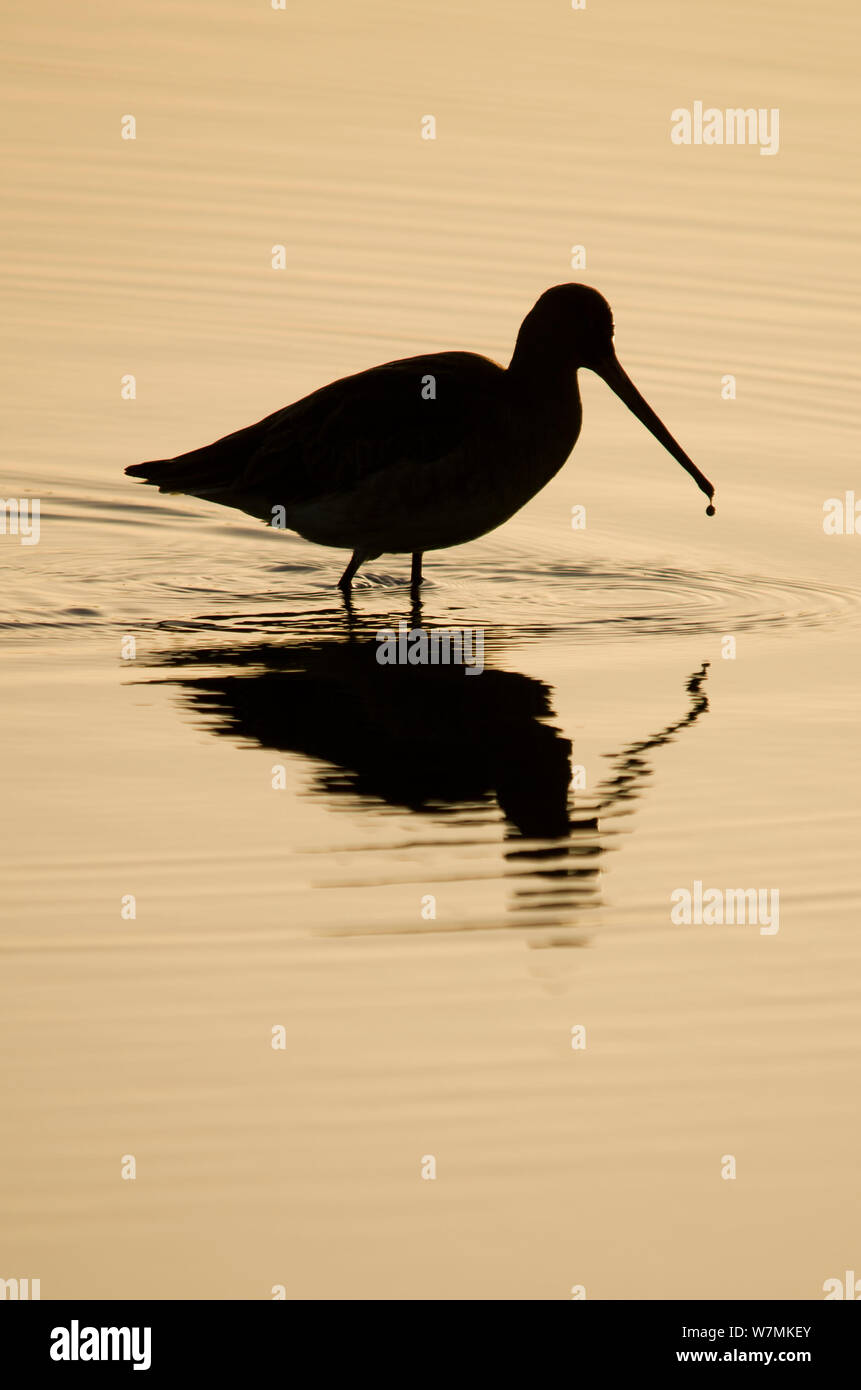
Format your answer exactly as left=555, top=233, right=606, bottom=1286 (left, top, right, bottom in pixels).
left=2, top=0, right=860, bottom=1297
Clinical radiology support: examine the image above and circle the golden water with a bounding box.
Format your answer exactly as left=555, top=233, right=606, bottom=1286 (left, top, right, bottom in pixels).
left=1, top=0, right=859, bottom=1298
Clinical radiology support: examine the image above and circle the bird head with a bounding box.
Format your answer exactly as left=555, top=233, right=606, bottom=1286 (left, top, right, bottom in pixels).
left=511, top=284, right=716, bottom=511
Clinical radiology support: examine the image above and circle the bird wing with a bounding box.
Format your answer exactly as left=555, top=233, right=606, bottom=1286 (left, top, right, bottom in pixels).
left=236, top=351, right=504, bottom=504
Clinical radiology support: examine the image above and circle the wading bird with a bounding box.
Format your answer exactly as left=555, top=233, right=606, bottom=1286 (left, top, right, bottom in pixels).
left=126, top=284, right=715, bottom=590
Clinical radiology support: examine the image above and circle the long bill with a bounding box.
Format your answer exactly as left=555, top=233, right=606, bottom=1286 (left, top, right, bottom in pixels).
left=593, top=352, right=715, bottom=504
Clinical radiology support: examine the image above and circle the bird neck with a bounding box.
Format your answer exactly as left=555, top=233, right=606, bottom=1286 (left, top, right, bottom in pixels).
left=506, top=347, right=582, bottom=424
left=507, top=327, right=581, bottom=394
left=498, top=357, right=582, bottom=491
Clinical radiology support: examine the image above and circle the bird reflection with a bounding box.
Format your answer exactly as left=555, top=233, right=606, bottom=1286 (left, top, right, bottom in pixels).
left=138, top=614, right=709, bottom=941
left=504, top=662, right=709, bottom=936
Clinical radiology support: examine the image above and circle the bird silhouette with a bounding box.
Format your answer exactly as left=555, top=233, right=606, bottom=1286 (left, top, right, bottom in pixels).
left=126, top=284, right=715, bottom=590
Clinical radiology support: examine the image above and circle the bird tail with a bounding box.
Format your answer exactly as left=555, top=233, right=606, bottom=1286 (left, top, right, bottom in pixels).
left=125, top=418, right=267, bottom=496
left=124, top=456, right=199, bottom=489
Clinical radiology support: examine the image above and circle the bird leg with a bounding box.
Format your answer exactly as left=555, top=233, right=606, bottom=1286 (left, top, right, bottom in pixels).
left=410, top=552, right=423, bottom=589
left=337, top=550, right=366, bottom=591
